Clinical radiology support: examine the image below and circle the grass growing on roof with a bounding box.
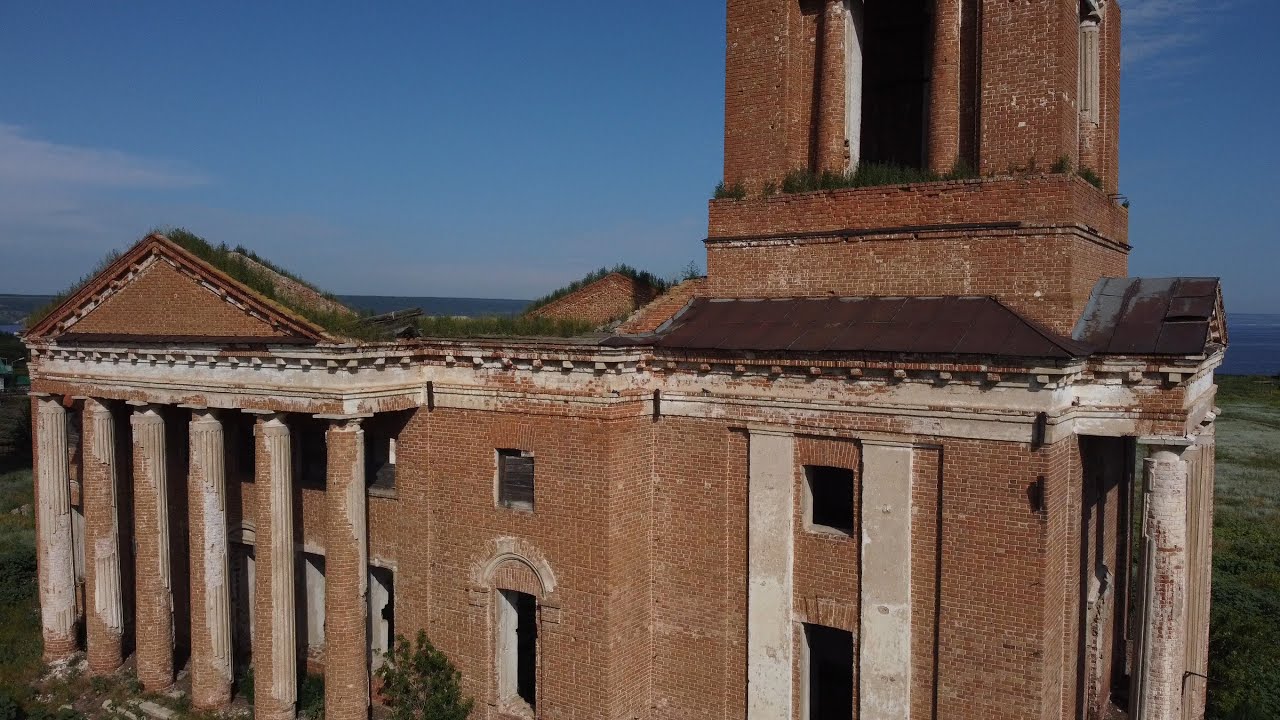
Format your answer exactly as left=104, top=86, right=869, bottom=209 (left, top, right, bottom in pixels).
left=523, top=265, right=671, bottom=314
left=25, top=228, right=390, bottom=340
left=416, top=315, right=599, bottom=339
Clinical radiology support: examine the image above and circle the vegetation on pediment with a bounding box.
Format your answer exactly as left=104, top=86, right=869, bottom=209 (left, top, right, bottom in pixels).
left=522, top=265, right=672, bottom=315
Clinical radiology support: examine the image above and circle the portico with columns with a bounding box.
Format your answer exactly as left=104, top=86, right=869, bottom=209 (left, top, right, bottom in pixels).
left=30, top=389, right=393, bottom=720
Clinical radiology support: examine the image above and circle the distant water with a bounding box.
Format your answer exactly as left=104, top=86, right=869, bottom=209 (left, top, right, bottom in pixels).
left=338, top=295, right=530, bottom=317
left=0, top=324, right=21, bottom=335
left=1221, top=314, right=1280, bottom=376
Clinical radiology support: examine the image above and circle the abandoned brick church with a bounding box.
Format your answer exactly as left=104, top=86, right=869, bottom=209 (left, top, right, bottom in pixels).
left=24, top=1, right=1225, bottom=719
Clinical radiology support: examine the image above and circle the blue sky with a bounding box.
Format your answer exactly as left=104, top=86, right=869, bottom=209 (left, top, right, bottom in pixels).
left=0, top=1, right=1276, bottom=312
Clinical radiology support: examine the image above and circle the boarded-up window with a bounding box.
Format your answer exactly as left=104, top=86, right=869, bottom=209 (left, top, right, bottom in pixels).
left=498, top=450, right=535, bottom=511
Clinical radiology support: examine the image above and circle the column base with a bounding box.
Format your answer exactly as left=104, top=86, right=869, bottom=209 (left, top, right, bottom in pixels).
left=190, top=678, right=233, bottom=711
left=254, top=700, right=296, bottom=720
left=42, top=633, right=79, bottom=663
left=86, top=634, right=124, bottom=676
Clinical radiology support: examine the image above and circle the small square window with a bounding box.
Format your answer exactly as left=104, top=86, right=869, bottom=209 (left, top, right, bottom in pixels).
left=805, top=466, right=854, bottom=535
left=498, top=450, right=535, bottom=511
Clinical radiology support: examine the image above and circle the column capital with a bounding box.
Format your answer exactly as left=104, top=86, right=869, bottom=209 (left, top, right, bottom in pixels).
left=84, top=397, right=114, bottom=417
left=37, top=396, right=67, bottom=415
left=319, top=415, right=367, bottom=432
left=129, top=404, right=166, bottom=423
left=257, top=413, right=290, bottom=436
left=190, top=409, right=222, bottom=427
left=1137, top=436, right=1194, bottom=451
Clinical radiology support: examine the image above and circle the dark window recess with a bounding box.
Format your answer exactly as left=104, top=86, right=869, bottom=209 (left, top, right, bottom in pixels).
left=861, top=0, right=932, bottom=169
left=807, top=465, right=855, bottom=534
left=292, top=418, right=327, bottom=489
left=805, top=624, right=854, bottom=720
left=366, top=411, right=411, bottom=491
left=498, top=450, right=535, bottom=510
left=507, top=590, right=538, bottom=709
left=227, top=414, right=256, bottom=482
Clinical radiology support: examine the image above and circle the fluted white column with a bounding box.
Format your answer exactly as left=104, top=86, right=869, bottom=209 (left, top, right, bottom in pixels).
left=36, top=397, right=77, bottom=660
left=84, top=399, right=124, bottom=673
left=255, top=415, right=297, bottom=720
left=132, top=405, right=174, bottom=689
left=189, top=411, right=233, bottom=708
left=1136, top=447, right=1189, bottom=720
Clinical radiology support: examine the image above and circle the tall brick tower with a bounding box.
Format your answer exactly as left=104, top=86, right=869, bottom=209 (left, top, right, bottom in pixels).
left=709, top=0, right=1127, bottom=335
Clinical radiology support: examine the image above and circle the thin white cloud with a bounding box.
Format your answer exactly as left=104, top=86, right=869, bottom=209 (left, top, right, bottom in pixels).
left=1121, top=0, right=1235, bottom=68
left=0, top=123, right=207, bottom=188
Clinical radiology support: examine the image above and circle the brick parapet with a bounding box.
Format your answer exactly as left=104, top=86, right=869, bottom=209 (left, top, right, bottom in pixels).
left=708, top=174, right=1128, bottom=243
left=705, top=226, right=1126, bottom=334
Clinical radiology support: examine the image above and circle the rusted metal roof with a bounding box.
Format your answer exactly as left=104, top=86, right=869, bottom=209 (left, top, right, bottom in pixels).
left=650, top=297, right=1090, bottom=359
left=1072, top=277, right=1222, bottom=356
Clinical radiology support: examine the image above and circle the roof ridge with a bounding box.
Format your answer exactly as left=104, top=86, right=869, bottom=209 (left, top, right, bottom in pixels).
left=24, top=233, right=331, bottom=342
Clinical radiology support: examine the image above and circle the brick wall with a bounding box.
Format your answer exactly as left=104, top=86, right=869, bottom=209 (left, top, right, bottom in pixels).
left=616, top=278, right=707, bottom=335
left=722, top=0, right=1117, bottom=191
left=708, top=175, right=1128, bottom=242
left=73, top=260, right=287, bottom=338
left=527, top=273, right=661, bottom=328
left=706, top=227, right=1126, bottom=334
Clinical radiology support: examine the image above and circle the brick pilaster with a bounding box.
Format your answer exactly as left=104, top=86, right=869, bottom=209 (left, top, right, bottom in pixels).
left=816, top=0, right=848, bottom=173
left=929, top=0, right=962, bottom=174
left=254, top=415, right=297, bottom=720
left=131, top=405, right=174, bottom=689
left=324, top=419, right=369, bottom=720
left=36, top=396, right=77, bottom=661
left=188, top=411, right=233, bottom=708
left=83, top=399, right=124, bottom=674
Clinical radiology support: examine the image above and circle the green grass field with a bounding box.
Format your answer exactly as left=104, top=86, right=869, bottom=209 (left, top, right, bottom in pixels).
left=1206, top=376, right=1280, bottom=718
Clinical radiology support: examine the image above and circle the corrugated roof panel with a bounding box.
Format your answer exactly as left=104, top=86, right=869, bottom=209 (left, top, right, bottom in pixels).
left=1072, top=277, right=1221, bottom=356
left=1153, top=322, right=1209, bottom=355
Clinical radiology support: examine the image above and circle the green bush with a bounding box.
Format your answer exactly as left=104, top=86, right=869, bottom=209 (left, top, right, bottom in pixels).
left=1078, top=166, right=1104, bottom=189
left=0, top=548, right=36, bottom=606
left=779, top=161, right=964, bottom=195
left=234, top=666, right=254, bottom=703
left=0, top=691, right=19, bottom=720
left=375, top=631, right=474, bottom=720
left=713, top=180, right=747, bottom=200
left=298, top=673, right=325, bottom=719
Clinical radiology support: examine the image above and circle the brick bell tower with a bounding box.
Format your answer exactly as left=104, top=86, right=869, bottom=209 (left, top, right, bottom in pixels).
left=707, top=0, right=1127, bottom=335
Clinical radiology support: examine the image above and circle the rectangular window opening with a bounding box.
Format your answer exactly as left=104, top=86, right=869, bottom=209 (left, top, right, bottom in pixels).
left=369, top=566, right=395, bottom=671
left=804, top=623, right=854, bottom=720
left=299, top=552, right=326, bottom=659
left=367, top=410, right=412, bottom=492
left=497, top=589, right=537, bottom=712
left=859, top=0, right=932, bottom=169
left=806, top=465, right=855, bottom=535
left=497, top=449, right=535, bottom=511
left=292, top=417, right=327, bottom=490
